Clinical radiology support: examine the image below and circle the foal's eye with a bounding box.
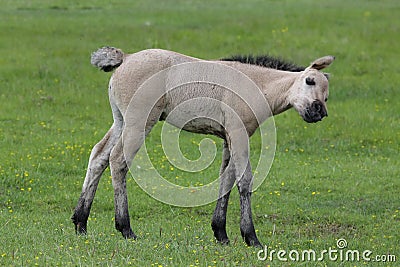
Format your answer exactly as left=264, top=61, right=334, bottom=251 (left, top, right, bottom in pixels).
left=325, top=98, right=328, bottom=102
left=305, top=77, right=315, bottom=86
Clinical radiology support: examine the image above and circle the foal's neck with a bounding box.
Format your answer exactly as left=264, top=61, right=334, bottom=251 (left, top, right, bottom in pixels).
left=262, top=70, right=297, bottom=115
left=239, top=65, right=298, bottom=115
left=217, top=61, right=299, bottom=116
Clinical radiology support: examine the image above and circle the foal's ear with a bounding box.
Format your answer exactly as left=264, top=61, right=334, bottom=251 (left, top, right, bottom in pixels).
left=309, top=55, right=335, bottom=70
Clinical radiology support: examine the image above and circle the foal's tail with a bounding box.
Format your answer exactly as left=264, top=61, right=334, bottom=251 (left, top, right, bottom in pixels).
left=90, top=47, right=125, bottom=72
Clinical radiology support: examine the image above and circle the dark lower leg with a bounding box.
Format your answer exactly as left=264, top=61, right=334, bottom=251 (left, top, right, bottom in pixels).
left=211, top=140, right=233, bottom=244
left=72, top=127, right=117, bottom=234
left=110, top=141, right=136, bottom=239
left=237, top=162, right=261, bottom=247
left=239, top=192, right=261, bottom=247
left=212, top=191, right=231, bottom=244
left=72, top=194, right=94, bottom=234
left=72, top=165, right=108, bottom=234
left=113, top=175, right=136, bottom=238
left=113, top=175, right=136, bottom=239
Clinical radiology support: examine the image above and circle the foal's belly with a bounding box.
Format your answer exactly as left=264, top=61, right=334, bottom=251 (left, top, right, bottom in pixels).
left=165, top=115, right=225, bottom=138
left=179, top=117, right=224, bottom=136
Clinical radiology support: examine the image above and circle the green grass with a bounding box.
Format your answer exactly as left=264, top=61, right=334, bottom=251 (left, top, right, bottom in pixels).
left=1, top=0, right=399, bottom=266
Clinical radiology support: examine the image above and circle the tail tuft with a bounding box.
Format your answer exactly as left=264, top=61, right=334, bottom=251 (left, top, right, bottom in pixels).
left=90, top=46, right=124, bottom=72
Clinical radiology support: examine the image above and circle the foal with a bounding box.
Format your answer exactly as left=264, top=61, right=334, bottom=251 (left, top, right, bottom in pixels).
left=72, top=47, right=334, bottom=246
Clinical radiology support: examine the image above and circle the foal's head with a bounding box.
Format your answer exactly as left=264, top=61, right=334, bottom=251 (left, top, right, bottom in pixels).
left=289, top=56, right=335, bottom=123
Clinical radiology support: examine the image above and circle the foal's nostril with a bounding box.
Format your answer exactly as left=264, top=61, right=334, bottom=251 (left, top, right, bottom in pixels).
left=312, top=101, right=322, bottom=112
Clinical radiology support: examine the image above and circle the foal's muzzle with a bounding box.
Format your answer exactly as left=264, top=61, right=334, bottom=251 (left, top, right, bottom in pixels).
left=302, top=100, right=328, bottom=123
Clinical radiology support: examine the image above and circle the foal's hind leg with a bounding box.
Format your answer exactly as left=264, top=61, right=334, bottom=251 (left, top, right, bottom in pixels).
left=110, top=107, right=162, bottom=239
left=211, top=141, right=235, bottom=244
left=109, top=138, right=136, bottom=239
left=72, top=124, right=120, bottom=234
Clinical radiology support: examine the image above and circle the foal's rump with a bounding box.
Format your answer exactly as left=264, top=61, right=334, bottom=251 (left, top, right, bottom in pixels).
left=107, top=49, right=199, bottom=113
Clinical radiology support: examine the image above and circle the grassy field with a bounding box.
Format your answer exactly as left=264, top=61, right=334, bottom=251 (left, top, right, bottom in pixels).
left=1, top=0, right=399, bottom=266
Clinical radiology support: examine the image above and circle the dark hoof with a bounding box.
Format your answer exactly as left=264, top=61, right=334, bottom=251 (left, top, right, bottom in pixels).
left=246, top=238, right=262, bottom=248
left=121, top=228, right=137, bottom=239
left=75, top=222, right=87, bottom=235
left=217, top=237, right=230, bottom=245
left=241, top=230, right=262, bottom=247
left=72, top=214, right=88, bottom=235
left=212, top=227, right=230, bottom=245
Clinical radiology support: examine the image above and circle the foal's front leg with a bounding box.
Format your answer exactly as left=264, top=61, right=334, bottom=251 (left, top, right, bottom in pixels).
left=237, top=160, right=261, bottom=247
left=212, top=141, right=235, bottom=244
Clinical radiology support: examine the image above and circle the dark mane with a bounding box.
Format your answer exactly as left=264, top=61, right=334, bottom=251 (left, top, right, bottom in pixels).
left=220, top=54, right=305, bottom=72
